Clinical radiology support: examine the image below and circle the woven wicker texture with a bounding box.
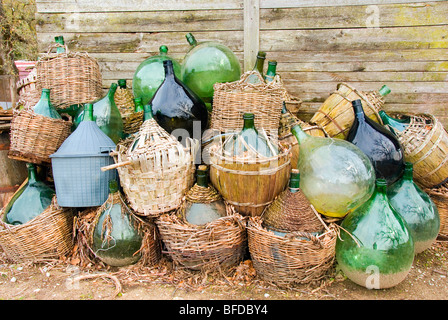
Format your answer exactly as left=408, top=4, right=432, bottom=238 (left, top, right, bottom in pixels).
left=8, top=108, right=72, bottom=165
left=35, top=44, right=103, bottom=109
left=209, top=133, right=291, bottom=217
left=247, top=216, right=337, bottom=287
left=310, top=82, right=385, bottom=139
left=262, top=188, right=325, bottom=234
left=114, top=87, right=143, bottom=135
left=156, top=204, right=247, bottom=271
left=391, top=113, right=448, bottom=188
left=16, top=68, right=40, bottom=109
left=0, top=197, right=74, bottom=263
left=107, top=118, right=197, bottom=218
left=425, top=183, right=448, bottom=237
left=211, top=71, right=289, bottom=134
left=123, top=111, right=144, bottom=135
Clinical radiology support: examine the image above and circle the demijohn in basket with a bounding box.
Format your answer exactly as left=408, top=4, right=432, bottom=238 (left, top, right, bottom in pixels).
left=310, top=83, right=390, bottom=139
left=0, top=196, right=74, bottom=263
left=101, top=105, right=198, bottom=218
left=35, top=43, right=103, bottom=110
left=425, top=183, right=448, bottom=238
left=211, top=71, right=292, bottom=135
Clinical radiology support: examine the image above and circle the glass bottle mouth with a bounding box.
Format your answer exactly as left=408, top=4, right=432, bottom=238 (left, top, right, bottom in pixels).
left=243, top=113, right=255, bottom=120
left=375, top=178, right=387, bottom=188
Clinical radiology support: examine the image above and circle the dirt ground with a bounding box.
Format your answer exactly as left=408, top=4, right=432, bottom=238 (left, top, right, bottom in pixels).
left=0, top=240, right=447, bottom=302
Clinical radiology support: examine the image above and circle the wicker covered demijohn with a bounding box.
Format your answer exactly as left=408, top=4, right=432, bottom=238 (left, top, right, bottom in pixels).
left=156, top=165, right=247, bottom=271
left=209, top=113, right=291, bottom=216
left=101, top=104, right=197, bottom=218
left=50, top=103, right=118, bottom=207
left=310, top=83, right=390, bottom=139
left=9, top=88, right=72, bottom=165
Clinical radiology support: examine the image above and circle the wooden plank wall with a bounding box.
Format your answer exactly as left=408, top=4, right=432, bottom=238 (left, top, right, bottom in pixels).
left=35, top=0, right=448, bottom=125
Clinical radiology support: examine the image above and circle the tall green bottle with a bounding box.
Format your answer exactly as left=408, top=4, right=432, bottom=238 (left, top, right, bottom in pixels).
left=246, top=51, right=266, bottom=84
left=33, top=88, right=62, bottom=119
left=264, top=60, right=277, bottom=83
left=379, top=110, right=411, bottom=135
left=336, top=179, right=414, bottom=289
left=4, top=163, right=55, bottom=225
left=132, top=45, right=182, bottom=106
left=92, top=180, right=143, bottom=267
left=74, top=83, right=124, bottom=143
left=387, top=162, right=440, bottom=254
left=181, top=32, right=241, bottom=110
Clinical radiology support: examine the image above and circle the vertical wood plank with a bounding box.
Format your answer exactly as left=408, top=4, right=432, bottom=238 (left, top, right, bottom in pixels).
left=244, top=0, right=260, bottom=71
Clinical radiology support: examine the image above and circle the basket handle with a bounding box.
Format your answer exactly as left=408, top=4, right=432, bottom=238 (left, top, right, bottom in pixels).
left=239, top=70, right=265, bottom=84
left=101, top=160, right=132, bottom=171
left=46, top=43, right=70, bottom=55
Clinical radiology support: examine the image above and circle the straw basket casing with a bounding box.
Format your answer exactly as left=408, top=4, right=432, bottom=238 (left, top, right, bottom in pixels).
left=394, top=114, right=448, bottom=188
left=425, top=183, right=448, bottom=237
left=310, top=83, right=384, bottom=139
left=8, top=109, right=72, bottom=165
left=209, top=146, right=291, bottom=217
left=247, top=216, right=337, bottom=287
left=16, top=68, right=40, bottom=109
left=35, top=44, right=103, bottom=110
left=156, top=210, right=247, bottom=271
left=0, top=197, right=74, bottom=263
left=211, top=71, right=290, bottom=134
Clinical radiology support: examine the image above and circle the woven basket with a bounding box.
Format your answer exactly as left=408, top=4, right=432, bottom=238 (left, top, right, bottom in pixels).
left=73, top=201, right=162, bottom=268
left=247, top=216, right=337, bottom=287
left=8, top=108, right=72, bottom=165
left=391, top=113, right=448, bottom=188
left=115, top=86, right=143, bottom=135
left=123, top=111, right=144, bottom=135
left=156, top=204, right=247, bottom=271
left=209, top=131, right=291, bottom=217
left=0, top=196, right=74, bottom=263
left=35, top=43, right=103, bottom=110
left=102, top=118, right=198, bottom=218
left=211, top=71, right=291, bottom=135
left=278, top=109, right=328, bottom=169
left=425, top=183, right=448, bottom=237
left=16, top=68, right=40, bottom=109
left=310, top=83, right=385, bottom=139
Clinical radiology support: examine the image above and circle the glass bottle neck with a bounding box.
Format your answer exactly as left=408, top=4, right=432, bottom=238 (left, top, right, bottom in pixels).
left=118, top=79, right=127, bottom=89
left=289, top=170, right=300, bottom=193
left=403, top=162, right=413, bottom=181
left=109, top=180, right=119, bottom=194
left=242, top=115, right=256, bottom=131
left=196, top=166, right=209, bottom=188
left=291, top=124, right=309, bottom=145
left=134, top=99, right=144, bottom=112
left=253, top=53, right=266, bottom=73
left=264, top=61, right=277, bottom=82
left=108, top=83, right=118, bottom=96
left=163, top=61, right=175, bottom=78
left=352, top=100, right=365, bottom=121
left=186, top=33, right=198, bottom=47
left=143, top=105, right=153, bottom=121
left=27, top=164, right=38, bottom=184
left=83, top=104, right=94, bottom=121
left=378, top=85, right=391, bottom=97
left=39, top=89, right=51, bottom=102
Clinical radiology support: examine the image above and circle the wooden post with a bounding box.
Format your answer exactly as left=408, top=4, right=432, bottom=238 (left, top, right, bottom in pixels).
left=243, top=0, right=260, bottom=72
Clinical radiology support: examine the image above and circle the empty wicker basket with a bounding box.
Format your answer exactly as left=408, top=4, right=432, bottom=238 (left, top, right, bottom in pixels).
left=0, top=196, right=74, bottom=263
left=247, top=216, right=337, bottom=288
left=425, top=183, right=448, bottom=238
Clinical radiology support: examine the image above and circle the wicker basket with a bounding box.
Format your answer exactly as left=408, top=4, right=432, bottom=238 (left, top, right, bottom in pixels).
left=0, top=197, right=74, bottom=263
left=278, top=109, right=327, bottom=169
left=425, top=183, right=448, bottom=237
left=247, top=216, right=337, bottom=287
left=391, top=113, right=448, bottom=188
left=8, top=108, right=72, bottom=165
left=209, top=131, right=291, bottom=217
left=16, top=68, right=40, bottom=109
left=211, top=71, right=291, bottom=135
left=310, top=83, right=385, bottom=139
left=102, top=117, right=198, bottom=218
left=35, top=43, right=103, bottom=110
left=156, top=205, right=247, bottom=271
left=115, top=86, right=144, bottom=135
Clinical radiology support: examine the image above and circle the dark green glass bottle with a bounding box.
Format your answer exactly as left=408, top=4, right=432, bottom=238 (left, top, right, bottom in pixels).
left=264, top=60, right=277, bottom=83
left=55, top=35, right=65, bottom=53
left=246, top=51, right=266, bottom=84
left=379, top=110, right=411, bottom=135
left=134, top=97, right=144, bottom=112
left=74, top=83, right=124, bottom=143
left=181, top=32, right=241, bottom=110
left=184, top=165, right=226, bottom=225
left=92, top=180, right=143, bottom=267
left=336, top=179, right=414, bottom=289
left=224, top=113, right=277, bottom=158
left=4, top=163, right=55, bottom=225
left=387, top=162, right=440, bottom=254
left=33, top=88, right=62, bottom=119
left=132, top=45, right=182, bottom=106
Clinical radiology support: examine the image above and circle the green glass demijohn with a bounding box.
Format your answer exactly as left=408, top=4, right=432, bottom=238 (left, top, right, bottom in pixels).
left=132, top=45, right=181, bottom=106
left=387, top=162, right=440, bottom=254
left=184, top=165, right=226, bottom=225
left=379, top=110, right=411, bottom=136
left=181, top=33, right=241, bottom=110
left=92, top=180, right=143, bottom=267
left=4, top=163, right=55, bottom=225
left=336, top=179, right=414, bottom=289
left=33, top=89, right=62, bottom=119
left=224, top=113, right=278, bottom=158
left=291, top=124, right=375, bottom=219
left=74, top=83, right=124, bottom=144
